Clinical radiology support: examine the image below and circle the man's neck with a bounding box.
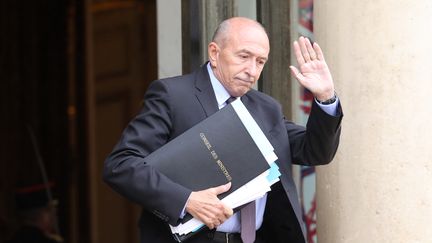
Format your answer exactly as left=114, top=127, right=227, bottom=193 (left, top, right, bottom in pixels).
left=206, top=63, right=231, bottom=109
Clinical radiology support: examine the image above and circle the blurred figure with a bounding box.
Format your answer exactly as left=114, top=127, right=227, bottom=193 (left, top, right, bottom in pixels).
left=7, top=183, right=62, bottom=243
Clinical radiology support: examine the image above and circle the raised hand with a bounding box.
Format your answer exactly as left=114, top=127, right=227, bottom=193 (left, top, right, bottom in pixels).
left=290, top=36, right=335, bottom=101
left=185, top=182, right=233, bottom=229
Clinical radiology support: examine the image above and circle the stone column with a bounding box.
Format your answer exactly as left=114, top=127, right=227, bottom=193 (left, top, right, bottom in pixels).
left=314, top=1, right=432, bottom=242
left=258, top=0, right=292, bottom=119
left=198, top=0, right=236, bottom=63
left=157, top=0, right=182, bottom=78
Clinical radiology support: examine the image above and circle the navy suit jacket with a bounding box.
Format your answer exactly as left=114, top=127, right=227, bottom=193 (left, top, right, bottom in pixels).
left=103, top=64, right=343, bottom=243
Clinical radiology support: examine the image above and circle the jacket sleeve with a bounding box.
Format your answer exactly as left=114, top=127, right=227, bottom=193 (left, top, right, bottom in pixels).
left=287, top=100, right=343, bottom=166
left=102, top=80, right=191, bottom=226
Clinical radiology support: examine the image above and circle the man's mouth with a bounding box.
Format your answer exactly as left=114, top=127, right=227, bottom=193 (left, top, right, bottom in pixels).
left=236, top=77, right=254, bottom=84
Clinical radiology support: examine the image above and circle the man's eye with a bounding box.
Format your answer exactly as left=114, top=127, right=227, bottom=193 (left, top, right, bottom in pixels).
left=240, top=55, right=248, bottom=59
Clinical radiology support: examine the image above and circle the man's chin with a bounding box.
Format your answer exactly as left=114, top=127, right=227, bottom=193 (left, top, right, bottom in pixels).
left=230, top=88, right=251, bottom=97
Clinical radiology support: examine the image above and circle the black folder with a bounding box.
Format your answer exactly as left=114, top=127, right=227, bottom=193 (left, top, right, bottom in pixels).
left=144, top=102, right=271, bottom=242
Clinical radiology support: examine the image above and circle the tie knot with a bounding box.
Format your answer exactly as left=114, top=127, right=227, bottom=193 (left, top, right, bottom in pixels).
left=226, top=96, right=237, bottom=105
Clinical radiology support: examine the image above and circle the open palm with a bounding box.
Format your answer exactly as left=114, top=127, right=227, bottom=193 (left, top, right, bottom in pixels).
left=290, top=36, right=335, bottom=101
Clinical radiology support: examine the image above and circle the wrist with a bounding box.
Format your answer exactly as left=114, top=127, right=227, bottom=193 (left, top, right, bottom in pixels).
left=316, top=92, right=337, bottom=105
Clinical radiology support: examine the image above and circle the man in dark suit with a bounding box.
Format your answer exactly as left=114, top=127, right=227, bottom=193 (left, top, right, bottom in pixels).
left=103, top=17, right=342, bottom=243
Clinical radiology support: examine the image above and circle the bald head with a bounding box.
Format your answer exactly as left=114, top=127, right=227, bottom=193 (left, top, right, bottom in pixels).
left=207, top=17, right=270, bottom=97
left=212, top=17, right=269, bottom=48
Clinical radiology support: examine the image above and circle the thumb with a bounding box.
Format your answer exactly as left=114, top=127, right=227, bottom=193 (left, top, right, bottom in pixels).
left=213, top=182, right=231, bottom=195
left=289, top=65, right=305, bottom=83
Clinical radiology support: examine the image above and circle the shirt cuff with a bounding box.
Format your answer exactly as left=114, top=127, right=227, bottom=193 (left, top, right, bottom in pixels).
left=315, top=97, right=339, bottom=116
left=179, top=193, right=192, bottom=219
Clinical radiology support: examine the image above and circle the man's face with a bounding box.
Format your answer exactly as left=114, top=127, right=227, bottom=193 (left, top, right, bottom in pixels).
left=209, top=26, right=270, bottom=97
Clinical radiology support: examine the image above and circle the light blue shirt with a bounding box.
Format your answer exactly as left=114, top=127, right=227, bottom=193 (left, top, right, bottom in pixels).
left=181, top=63, right=339, bottom=233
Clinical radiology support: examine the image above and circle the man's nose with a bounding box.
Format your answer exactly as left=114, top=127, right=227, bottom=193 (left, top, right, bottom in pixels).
left=246, top=60, right=258, bottom=77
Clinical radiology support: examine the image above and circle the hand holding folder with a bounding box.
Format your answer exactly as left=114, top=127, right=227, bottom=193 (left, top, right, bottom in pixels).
left=186, top=182, right=233, bottom=230
left=144, top=99, right=280, bottom=242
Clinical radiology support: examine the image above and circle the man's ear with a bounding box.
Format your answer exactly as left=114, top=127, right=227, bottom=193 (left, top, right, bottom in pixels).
left=208, top=42, right=219, bottom=68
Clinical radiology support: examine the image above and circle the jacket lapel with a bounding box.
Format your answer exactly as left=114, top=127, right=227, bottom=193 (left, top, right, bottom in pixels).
left=194, top=63, right=219, bottom=117
left=241, top=93, right=273, bottom=135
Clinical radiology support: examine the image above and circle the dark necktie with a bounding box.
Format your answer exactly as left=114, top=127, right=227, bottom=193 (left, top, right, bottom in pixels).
left=225, top=96, right=237, bottom=105
left=241, top=201, right=256, bottom=243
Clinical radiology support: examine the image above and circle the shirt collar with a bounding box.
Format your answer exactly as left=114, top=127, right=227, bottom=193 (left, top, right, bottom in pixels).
left=206, top=63, right=231, bottom=109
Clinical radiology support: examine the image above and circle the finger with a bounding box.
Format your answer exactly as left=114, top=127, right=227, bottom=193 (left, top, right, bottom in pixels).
left=293, top=41, right=305, bottom=66
left=214, top=219, right=221, bottom=227
left=199, top=207, right=224, bottom=226
left=201, top=207, right=225, bottom=227
left=299, top=36, right=311, bottom=62
left=198, top=214, right=214, bottom=229
left=313, top=42, right=325, bottom=61
left=213, top=182, right=231, bottom=195
left=222, top=204, right=233, bottom=218
left=212, top=202, right=232, bottom=221
left=305, top=37, right=316, bottom=60
left=207, top=222, right=215, bottom=230
left=289, top=66, right=305, bottom=82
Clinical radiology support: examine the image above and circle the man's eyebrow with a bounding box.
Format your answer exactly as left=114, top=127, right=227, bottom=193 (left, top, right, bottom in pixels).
left=236, top=49, right=252, bottom=55
left=237, top=49, right=268, bottom=61
left=258, top=56, right=268, bottom=62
